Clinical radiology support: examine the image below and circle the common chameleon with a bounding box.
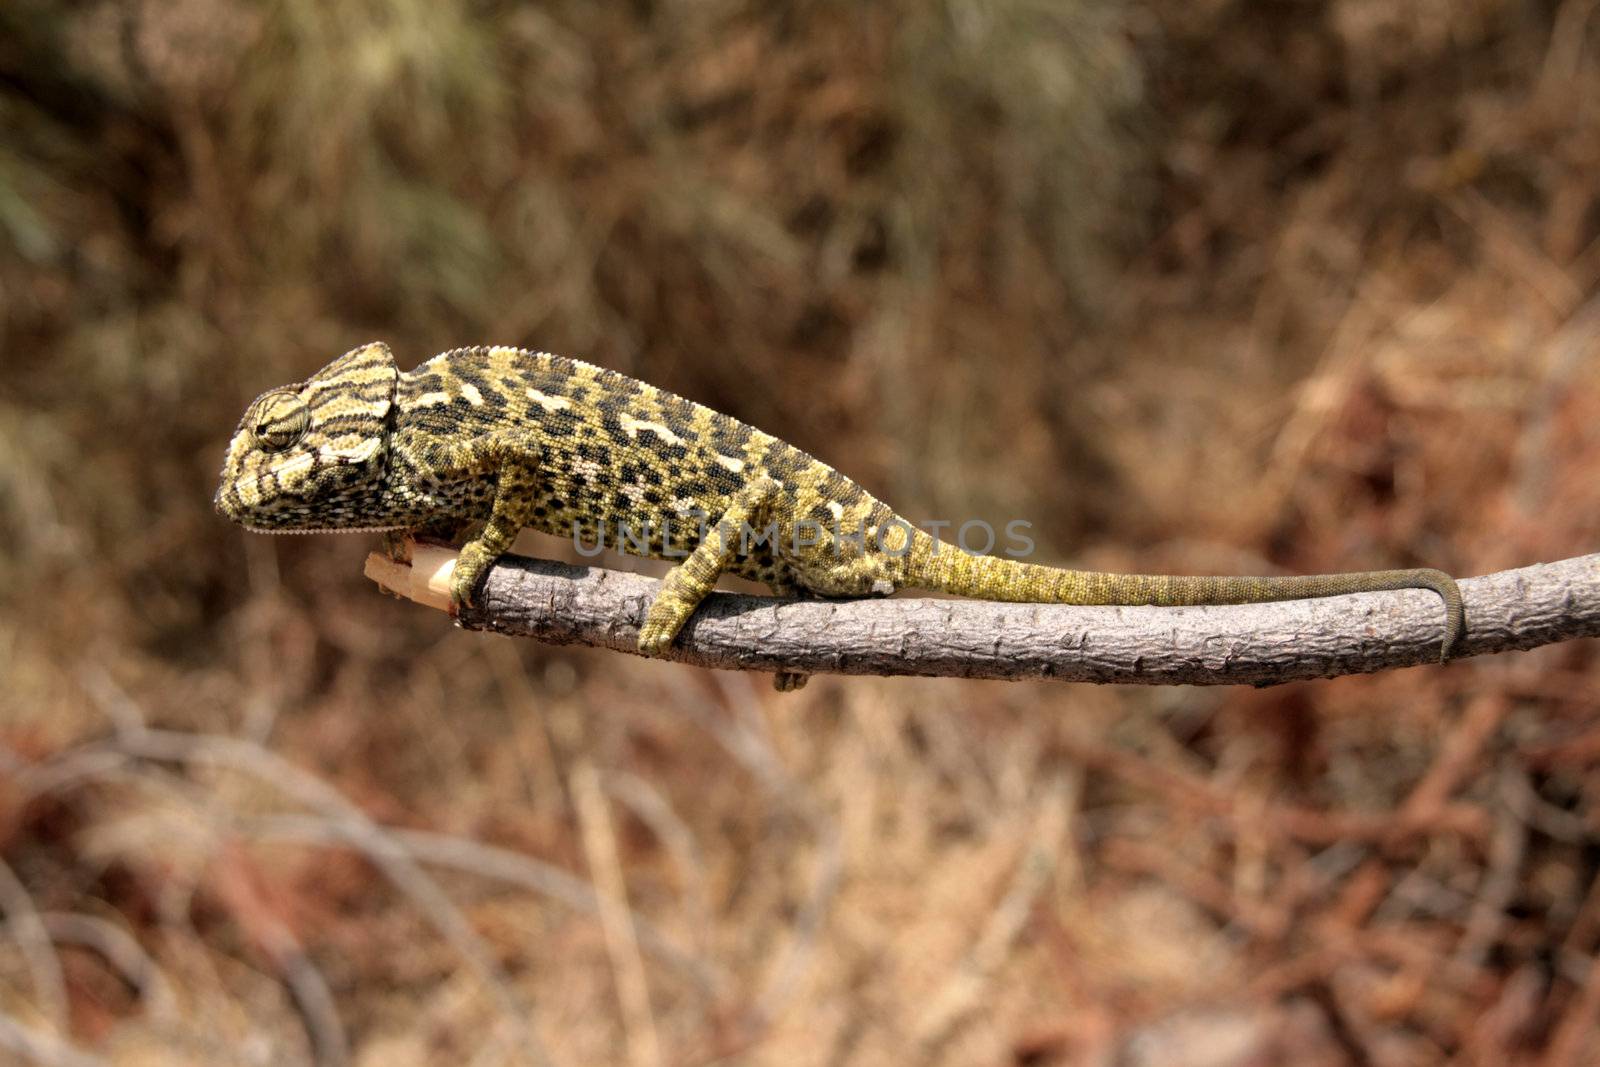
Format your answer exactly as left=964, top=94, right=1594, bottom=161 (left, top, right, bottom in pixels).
left=216, top=343, right=1465, bottom=688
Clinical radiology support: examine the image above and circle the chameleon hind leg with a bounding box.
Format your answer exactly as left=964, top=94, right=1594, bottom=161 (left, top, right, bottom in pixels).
left=425, top=432, right=545, bottom=611
left=729, top=536, right=811, bottom=691
left=765, top=575, right=809, bottom=692
left=784, top=520, right=911, bottom=598
left=638, top=475, right=781, bottom=657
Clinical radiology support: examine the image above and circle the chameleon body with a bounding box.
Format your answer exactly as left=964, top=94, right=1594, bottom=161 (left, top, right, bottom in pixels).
left=216, top=343, right=1465, bottom=687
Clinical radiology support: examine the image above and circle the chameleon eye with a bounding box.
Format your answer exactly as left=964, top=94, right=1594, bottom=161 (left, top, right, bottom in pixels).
left=248, top=391, right=310, bottom=453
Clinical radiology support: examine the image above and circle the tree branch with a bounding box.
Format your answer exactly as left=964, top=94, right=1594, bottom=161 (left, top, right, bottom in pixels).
left=365, top=546, right=1600, bottom=686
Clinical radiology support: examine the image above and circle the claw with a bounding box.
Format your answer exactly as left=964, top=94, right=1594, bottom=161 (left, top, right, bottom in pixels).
left=636, top=627, right=674, bottom=656
left=773, top=671, right=808, bottom=691
left=449, top=548, right=491, bottom=612
left=638, top=596, right=691, bottom=657
left=381, top=530, right=413, bottom=564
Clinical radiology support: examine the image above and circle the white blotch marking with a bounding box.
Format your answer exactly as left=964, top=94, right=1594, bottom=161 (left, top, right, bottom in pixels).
left=526, top=388, right=572, bottom=412
left=460, top=383, right=484, bottom=406
left=413, top=390, right=451, bottom=408
left=715, top=454, right=745, bottom=473
left=827, top=500, right=846, bottom=519
left=318, top=440, right=381, bottom=464
left=871, top=579, right=896, bottom=595
left=620, top=413, right=683, bottom=445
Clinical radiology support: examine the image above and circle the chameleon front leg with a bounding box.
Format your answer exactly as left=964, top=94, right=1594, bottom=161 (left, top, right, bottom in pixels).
left=426, top=432, right=545, bottom=611
left=381, top=517, right=474, bottom=563
left=452, top=506, right=527, bottom=610
left=638, top=476, right=782, bottom=657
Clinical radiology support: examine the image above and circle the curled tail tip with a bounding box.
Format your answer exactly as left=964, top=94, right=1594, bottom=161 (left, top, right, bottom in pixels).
left=1440, top=605, right=1466, bottom=663
left=1422, top=569, right=1465, bottom=664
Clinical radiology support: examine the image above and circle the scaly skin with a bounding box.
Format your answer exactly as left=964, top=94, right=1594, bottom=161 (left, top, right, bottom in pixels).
left=217, top=343, right=1465, bottom=687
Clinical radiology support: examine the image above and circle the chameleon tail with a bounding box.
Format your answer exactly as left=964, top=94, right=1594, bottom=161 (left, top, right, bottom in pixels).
left=904, top=531, right=1464, bottom=661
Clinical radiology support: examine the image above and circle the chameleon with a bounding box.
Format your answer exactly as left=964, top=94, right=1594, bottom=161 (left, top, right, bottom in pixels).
left=216, top=342, right=1465, bottom=688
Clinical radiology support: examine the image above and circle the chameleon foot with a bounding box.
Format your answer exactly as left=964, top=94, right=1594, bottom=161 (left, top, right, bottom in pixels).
left=638, top=592, right=695, bottom=656
left=381, top=530, right=413, bottom=564
left=774, top=671, right=809, bottom=691
left=449, top=542, right=497, bottom=611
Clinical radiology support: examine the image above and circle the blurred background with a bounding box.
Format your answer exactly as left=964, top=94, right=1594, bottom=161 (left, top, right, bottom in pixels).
left=2, top=1, right=1598, bottom=1064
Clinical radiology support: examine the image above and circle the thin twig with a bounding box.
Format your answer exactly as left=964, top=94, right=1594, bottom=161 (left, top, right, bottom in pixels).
left=1543, top=953, right=1600, bottom=1067
left=208, top=844, right=350, bottom=1067
left=370, top=547, right=1600, bottom=686
left=604, top=771, right=713, bottom=962
left=37, top=912, right=177, bottom=1020
left=84, top=664, right=520, bottom=1051
left=572, top=761, right=662, bottom=1067
left=754, top=813, right=842, bottom=1027
left=0, top=854, right=69, bottom=1032
left=0, top=1011, right=106, bottom=1067
left=104, top=726, right=553, bottom=1067
left=1056, top=732, right=1490, bottom=846
left=914, top=771, right=1074, bottom=1051
left=1397, top=694, right=1511, bottom=826
left=249, top=816, right=725, bottom=995
left=1452, top=771, right=1529, bottom=970
left=702, top=674, right=842, bottom=1027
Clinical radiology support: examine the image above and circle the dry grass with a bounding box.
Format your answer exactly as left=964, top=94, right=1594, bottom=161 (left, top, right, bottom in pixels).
left=1, top=0, right=1598, bottom=1064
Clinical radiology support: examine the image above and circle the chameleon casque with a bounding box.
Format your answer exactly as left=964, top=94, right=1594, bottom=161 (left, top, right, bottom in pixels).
left=216, top=343, right=1465, bottom=688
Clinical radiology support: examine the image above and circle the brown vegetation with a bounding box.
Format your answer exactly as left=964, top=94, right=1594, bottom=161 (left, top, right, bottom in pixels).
left=1, top=1, right=1598, bottom=1064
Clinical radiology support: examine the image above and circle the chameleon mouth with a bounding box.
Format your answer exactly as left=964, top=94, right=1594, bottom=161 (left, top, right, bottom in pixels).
left=240, top=524, right=408, bottom=535
left=216, top=488, right=406, bottom=535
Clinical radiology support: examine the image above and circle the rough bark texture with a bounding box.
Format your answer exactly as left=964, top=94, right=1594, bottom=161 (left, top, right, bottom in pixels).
left=367, top=548, right=1600, bottom=686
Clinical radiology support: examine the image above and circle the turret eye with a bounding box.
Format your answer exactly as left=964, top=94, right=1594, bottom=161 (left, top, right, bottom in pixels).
left=248, top=392, right=310, bottom=452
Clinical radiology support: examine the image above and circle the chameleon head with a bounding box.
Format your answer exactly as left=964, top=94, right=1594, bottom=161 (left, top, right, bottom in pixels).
left=215, top=342, right=401, bottom=531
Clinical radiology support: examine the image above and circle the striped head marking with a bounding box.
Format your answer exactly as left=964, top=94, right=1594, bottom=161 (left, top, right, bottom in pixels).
left=215, top=342, right=401, bottom=531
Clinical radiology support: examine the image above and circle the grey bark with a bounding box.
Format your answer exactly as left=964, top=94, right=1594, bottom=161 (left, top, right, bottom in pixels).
left=438, top=552, right=1600, bottom=686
